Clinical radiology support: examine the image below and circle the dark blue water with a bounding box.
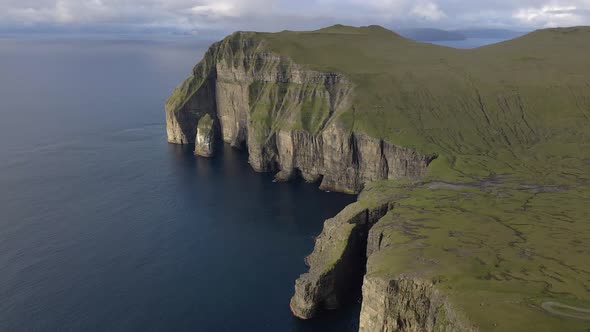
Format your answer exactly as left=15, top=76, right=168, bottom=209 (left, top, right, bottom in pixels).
left=0, top=38, right=357, bottom=331
left=430, top=37, right=508, bottom=49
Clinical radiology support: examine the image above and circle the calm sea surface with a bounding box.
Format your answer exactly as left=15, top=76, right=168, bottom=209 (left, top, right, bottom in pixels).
left=429, top=37, right=508, bottom=48
left=0, top=37, right=358, bottom=331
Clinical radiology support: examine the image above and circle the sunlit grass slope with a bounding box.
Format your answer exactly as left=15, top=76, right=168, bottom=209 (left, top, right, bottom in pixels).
left=255, top=25, right=590, bottom=330
left=169, top=24, right=590, bottom=330
left=258, top=25, right=590, bottom=184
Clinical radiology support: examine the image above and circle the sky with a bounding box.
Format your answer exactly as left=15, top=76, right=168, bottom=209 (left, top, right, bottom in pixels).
left=1, top=0, right=590, bottom=35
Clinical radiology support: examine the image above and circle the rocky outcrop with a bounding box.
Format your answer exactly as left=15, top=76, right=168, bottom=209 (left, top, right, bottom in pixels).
left=291, top=190, right=478, bottom=329
left=195, top=114, right=216, bottom=157
left=165, top=32, right=435, bottom=194
left=290, top=202, right=391, bottom=319
left=359, top=275, right=476, bottom=332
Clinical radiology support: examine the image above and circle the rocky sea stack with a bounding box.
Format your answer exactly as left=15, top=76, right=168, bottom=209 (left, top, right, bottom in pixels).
left=166, top=25, right=590, bottom=332
left=194, top=113, right=216, bottom=157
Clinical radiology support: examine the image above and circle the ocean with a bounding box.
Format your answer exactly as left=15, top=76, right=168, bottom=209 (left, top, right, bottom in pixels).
left=0, top=37, right=358, bottom=331
left=429, top=37, right=509, bottom=48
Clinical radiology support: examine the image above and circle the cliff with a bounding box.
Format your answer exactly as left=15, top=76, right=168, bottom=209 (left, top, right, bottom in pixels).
left=165, top=31, right=435, bottom=193
left=359, top=275, right=475, bottom=332
left=166, top=25, right=590, bottom=332
left=290, top=201, right=391, bottom=318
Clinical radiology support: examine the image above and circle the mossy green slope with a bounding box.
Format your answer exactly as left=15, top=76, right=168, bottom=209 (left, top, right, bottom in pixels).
left=168, top=25, right=590, bottom=184
left=361, top=180, right=590, bottom=331
left=167, top=25, right=590, bottom=330
left=258, top=25, right=590, bottom=330
left=257, top=25, right=590, bottom=184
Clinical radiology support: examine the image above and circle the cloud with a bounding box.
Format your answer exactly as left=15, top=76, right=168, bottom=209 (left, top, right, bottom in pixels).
left=513, top=2, right=590, bottom=27
left=0, top=0, right=589, bottom=34
left=190, top=3, right=238, bottom=18
left=410, top=1, right=447, bottom=21
left=187, top=0, right=277, bottom=18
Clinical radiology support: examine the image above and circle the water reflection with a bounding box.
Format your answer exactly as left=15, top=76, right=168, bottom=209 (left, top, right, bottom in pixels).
left=0, top=37, right=359, bottom=331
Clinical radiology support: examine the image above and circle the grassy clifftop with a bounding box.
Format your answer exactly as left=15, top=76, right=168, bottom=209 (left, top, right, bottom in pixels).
left=255, top=25, right=590, bottom=330
left=169, top=25, right=589, bottom=184
left=167, top=25, right=590, bottom=330
left=256, top=25, right=590, bottom=185
left=359, top=180, right=590, bottom=331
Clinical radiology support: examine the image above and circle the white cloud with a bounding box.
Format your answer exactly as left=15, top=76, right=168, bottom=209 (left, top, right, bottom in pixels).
left=410, top=1, right=447, bottom=21
left=0, top=0, right=589, bottom=33
left=348, top=0, right=406, bottom=11
left=190, top=3, right=238, bottom=18
left=188, top=0, right=276, bottom=18
left=514, top=3, right=589, bottom=27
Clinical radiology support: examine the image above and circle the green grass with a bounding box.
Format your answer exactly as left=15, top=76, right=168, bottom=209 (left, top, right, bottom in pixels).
left=256, top=25, right=590, bottom=184
left=165, top=41, right=219, bottom=114
left=258, top=33, right=590, bottom=328
left=169, top=25, right=590, bottom=330
left=246, top=81, right=333, bottom=142
left=360, top=181, right=590, bottom=331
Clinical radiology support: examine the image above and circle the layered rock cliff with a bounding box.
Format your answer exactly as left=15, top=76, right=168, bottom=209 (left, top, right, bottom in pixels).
left=166, top=25, right=590, bottom=332
left=165, top=31, right=455, bottom=332
left=359, top=275, right=475, bottom=332
left=165, top=32, right=434, bottom=193
left=290, top=183, right=478, bottom=330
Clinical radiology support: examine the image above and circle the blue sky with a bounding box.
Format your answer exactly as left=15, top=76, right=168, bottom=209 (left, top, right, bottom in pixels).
left=1, top=0, right=589, bottom=34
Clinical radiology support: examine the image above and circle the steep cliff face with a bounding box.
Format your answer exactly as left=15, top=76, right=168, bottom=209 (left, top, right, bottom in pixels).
left=166, top=26, right=590, bottom=332
left=166, top=31, right=439, bottom=329
left=290, top=202, right=391, bottom=319
left=357, top=188, right=477, bottom=332
left=166, top=76, right=217, bottom=145
left=359, top=275, right=476, bottom=332
left=165, top=32, right=434, bottom=193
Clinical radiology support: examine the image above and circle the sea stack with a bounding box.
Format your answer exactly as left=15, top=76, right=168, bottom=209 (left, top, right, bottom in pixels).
left=194, top=114, right=215, bottom=157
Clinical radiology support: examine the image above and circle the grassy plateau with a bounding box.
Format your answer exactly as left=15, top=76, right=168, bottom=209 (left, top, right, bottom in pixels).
left=170, top=25, right=590, bottom=330
left=259, top=25, right=590, bottom=331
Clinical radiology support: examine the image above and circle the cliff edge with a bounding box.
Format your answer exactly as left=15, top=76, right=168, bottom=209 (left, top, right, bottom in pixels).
left=165, top=30, right=434, bottom=193
left=166, top=25, right=590, bottom=332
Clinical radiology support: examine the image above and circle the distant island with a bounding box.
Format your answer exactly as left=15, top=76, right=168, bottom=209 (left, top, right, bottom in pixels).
left=397, top=27, right=525, bottom=42
left=398, top=28, right=467, bottom=41
left=165, top=25, right=590, bottom=332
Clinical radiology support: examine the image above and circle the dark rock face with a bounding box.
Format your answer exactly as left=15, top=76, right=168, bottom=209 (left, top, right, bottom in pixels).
left=290, top=202, right=391, bottom=319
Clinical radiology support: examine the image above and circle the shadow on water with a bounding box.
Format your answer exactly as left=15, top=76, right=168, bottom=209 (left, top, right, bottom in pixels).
left=0, top=37, right=359, bottom=332
left=166, top=142, right=361, bottom=331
